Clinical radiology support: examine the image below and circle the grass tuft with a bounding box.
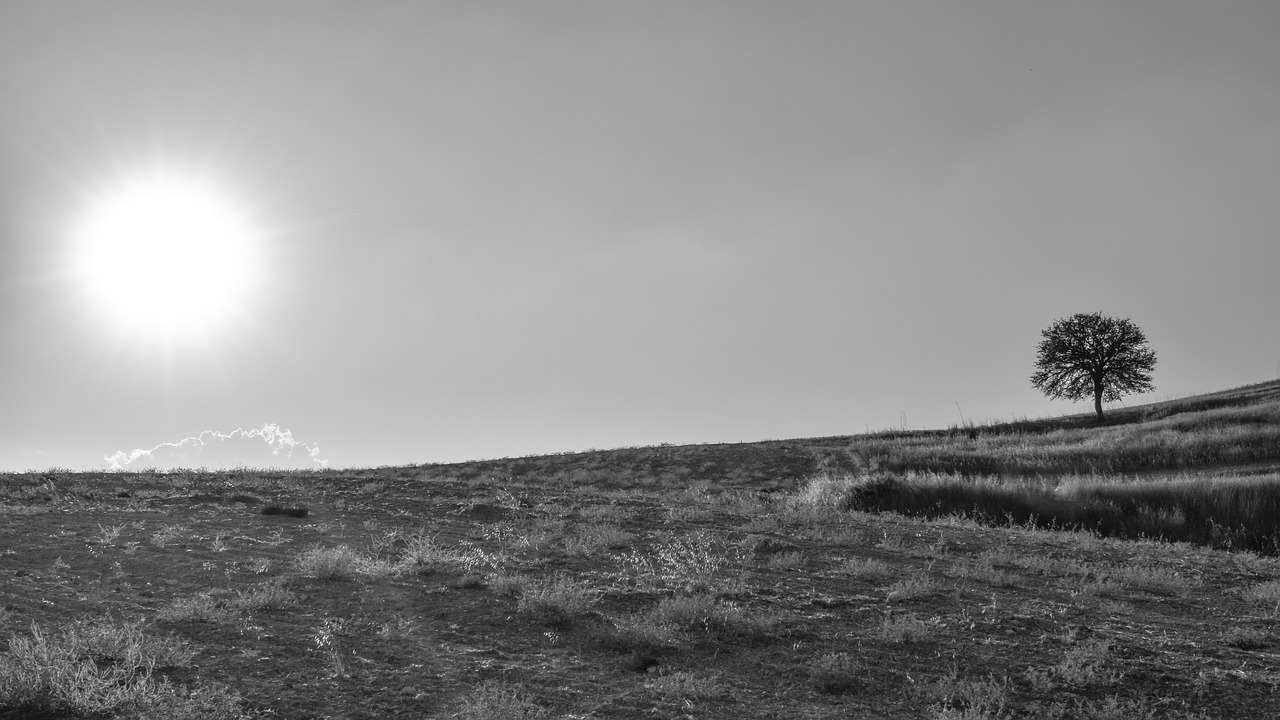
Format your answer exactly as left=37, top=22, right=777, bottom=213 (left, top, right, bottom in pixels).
left=808, top=652, right=867, bottom=695
left=294, top=545, right=393, bottom=581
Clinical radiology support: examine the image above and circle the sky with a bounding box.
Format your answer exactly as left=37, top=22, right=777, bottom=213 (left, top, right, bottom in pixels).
left=2, top=2, right=1278, bottom=472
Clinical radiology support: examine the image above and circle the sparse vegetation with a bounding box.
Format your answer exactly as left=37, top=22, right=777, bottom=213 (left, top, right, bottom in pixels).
left=0, top=620, right=243, bottom=718
left=2, top=380, right=1280, bottom=717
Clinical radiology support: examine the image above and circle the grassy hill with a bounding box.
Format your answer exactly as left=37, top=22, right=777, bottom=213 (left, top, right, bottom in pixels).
left=3, top=380, right=1280, bottom=718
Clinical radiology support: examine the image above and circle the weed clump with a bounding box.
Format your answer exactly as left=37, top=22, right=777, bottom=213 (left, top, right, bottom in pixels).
left=294, top=545, right=393, bottom=581
left=157, top=592, right=241, bottom=624
left=516, top=572, right=599, bottom=626
left=455, top=680, right=547, bottom=720
left=808, top=652, right=867, bottom=695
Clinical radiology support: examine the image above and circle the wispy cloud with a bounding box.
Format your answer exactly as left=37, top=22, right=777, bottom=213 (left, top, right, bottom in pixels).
left=105, top=424, right=327, bottom=471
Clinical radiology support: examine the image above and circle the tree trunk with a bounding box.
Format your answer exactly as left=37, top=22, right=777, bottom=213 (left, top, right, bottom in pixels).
left=1093, top=380, right=1105, bottom=420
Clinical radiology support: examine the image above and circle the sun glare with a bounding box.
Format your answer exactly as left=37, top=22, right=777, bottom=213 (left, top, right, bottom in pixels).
left=72, top=173, right=260, bottom=342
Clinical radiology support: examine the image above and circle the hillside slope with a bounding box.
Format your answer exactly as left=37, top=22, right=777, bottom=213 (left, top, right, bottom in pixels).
left=401, top=378, right=1280, bottom=485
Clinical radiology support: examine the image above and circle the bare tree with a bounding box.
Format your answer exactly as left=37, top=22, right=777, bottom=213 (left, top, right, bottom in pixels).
left=1031, top=312, right=1157, bottom=420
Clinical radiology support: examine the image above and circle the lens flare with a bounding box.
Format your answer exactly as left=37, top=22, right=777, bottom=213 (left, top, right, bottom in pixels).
left=72, top=173, right=259, bottom=341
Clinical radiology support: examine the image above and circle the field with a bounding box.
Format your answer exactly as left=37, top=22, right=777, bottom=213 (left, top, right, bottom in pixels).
left=4, top=381, right=1280, bottom=718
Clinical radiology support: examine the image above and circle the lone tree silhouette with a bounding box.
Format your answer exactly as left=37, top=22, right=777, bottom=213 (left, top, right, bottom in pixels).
left=1031, top=312, right=1157, bottom=420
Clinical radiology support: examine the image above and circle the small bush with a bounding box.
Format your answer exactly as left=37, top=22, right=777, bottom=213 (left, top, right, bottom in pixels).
left=592, top=614, right=677, bottom=653
left=516, top=572, right=599, bottom=625
left=294, top=545, right=393, bottom=581
left=150, top=524, right=190, bottom=548
left=649, top=594, right=778, bottom=639
left=156, top=593, right=240, bottom=624
left=377, top=614, right=417, bottom=642
left=620, top=532, right=738, bottom=594
left=491, top=573, right=525, bottom=597
left=563, top=523, right=636, bottom=556
left=645, top=670, right=725, bottom=699
left=398, top=535, right=497, bottom=575
left=231, top=580, right=299, bottom=611
left=878, top=612, right=932, bottom=643
left=1102, top=564, right=1197, bottom=596
left=809, top=652, right=866, bottom=695
left=650, top=593, right=723, bottom=633
left=1242, top=580, right=1280, bottom=608
left=133, top=682, right=248, bottom=720
left=929, top=674, right=1010, bottom=720
left=766, top=550, right=805, bottom=570
left=944, top=559, right=1017, bottom=587
left=783, top=474, right=860, bottom=517
left=1051, top=639, right=1121, bottom=686
left=455, top=680, right=547, bottom=720
left=842, top=556, right=894, bottom=581
left=885, top=573, right=937, bottom=602
left=1222, top=626, right=1271, bottom=649
left=451, top=573, right=489, bottom=589
left=61, top=618, right=193, bottom=669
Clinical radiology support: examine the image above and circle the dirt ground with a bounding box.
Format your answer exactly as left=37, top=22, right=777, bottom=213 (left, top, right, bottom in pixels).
left=2, top=463, right=1279, bottom=719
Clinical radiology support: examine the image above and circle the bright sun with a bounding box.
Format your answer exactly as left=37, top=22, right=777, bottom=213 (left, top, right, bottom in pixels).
left=73, top=173, right=260, bottom=341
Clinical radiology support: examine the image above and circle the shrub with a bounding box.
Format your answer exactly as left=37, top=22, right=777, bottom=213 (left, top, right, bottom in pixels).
left=649, top=594, right=778, bottom=639
left=59, top=618, right=193, bottom=669
left=156, top=593, right=240, bottom=624
left=645, top=671, right=725, bottom=699
left=591, top=614, right=677, bottom=653
left=516, top=572, right=598, bottom=625
left=885, top=573, right=937, bottom=602
left=397, top=535, right=497, bottom=575
left=294, top=545, right=392, bottom=581
left=231, top=580, right=299, bottom=611
left=620, top=532, right=738, bottom=594
left=563, top=523, right=636, bottom=556
left=455, top=681, right=547, bottom=720
left=842, top=556, right=894, bottom=581
left=783, top=474, right=860, bottom=516
left=1051, top=639, right=1121, bottom=686
left=1222, top=626, right=1271, bottom=650
left=929, top=675, right=1010, bottom=720
left=1242, top=580, right=1280, bottom=609
left=808, top=652, right=866, bottom=695
left=878, top=612, right=932, bottom=643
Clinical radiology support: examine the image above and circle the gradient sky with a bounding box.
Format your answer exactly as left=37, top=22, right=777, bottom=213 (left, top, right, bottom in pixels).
left=2, top=2, right=1278, bottom=471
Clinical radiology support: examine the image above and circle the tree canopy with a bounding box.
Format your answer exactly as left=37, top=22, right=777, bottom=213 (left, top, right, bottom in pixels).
left=1030, top=312, right=1157, bottom=420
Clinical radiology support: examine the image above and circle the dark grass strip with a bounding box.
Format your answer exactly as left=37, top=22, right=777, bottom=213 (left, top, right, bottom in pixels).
left=841, top=473, right=1280, bottom=554
left=261, top=504, right=309, bottom=518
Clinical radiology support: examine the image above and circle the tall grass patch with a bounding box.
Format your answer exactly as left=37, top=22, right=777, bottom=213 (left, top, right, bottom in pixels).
left=835, top=471, right=1280, bottom=553
left=852, top=400, right=1280, bottom=477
